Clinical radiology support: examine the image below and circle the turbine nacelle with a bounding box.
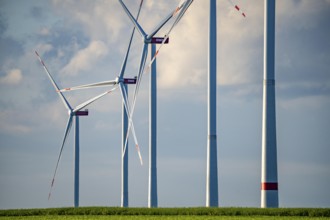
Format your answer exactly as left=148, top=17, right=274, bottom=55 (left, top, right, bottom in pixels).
left=143, top=37, right=169, bottom=44
left=116, top=76, right=137, bottom=85
left=68, top=109, right=89, bottom=116
left=123, top=77, right=137, bottom=84
left=151, top=37, right=169, bottom=44
left=75, top=109, right=89, bottom=116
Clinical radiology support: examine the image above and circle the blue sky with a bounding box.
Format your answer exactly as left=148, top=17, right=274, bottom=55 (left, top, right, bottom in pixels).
left=0, top=0, right=329, bottom=209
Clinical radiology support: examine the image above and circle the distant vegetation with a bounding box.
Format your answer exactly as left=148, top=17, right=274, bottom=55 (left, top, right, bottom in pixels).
left=0, top=207, right=329, bottom=218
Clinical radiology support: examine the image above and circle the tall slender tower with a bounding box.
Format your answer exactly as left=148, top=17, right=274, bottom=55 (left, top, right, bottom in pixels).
left=74, top=116, right=79, bottom=208
left=121, top=84, right=129, bottom=207
left=261, top=0, right=279, bottom=208
left=148, top=44, right=158, bottom=207
left=206, top=0, right=219, bottom=207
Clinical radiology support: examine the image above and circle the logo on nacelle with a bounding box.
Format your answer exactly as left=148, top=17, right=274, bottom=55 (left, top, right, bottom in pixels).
left=151, top=37, right=169, bottom=44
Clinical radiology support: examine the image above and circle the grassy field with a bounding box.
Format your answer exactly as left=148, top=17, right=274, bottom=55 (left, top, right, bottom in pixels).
left=1, top=216, right=330, bottom=220
left=0, top=207, right=329, bottom=219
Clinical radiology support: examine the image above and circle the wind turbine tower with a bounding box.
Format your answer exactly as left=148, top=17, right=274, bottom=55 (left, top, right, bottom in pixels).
left=148, top=44, right=157, bottom=207
left=73, top=111, right=88, bottom=207
left=206, top=0, right=219, bottom=207
left=121, top=84, right=129, bottom=207
left=148, top=38, right=170, bottom=208
left=261, top=0, right=279, bottom=208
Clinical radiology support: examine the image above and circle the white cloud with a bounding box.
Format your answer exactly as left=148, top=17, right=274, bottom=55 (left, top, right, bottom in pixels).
left=0, top=69, right=23, bottom=85
left=277, top=0, right=330, bottom=31
left=35, top=43, right=53, bottom=55
left=0, top=110, right=31, bottom=134
left=155, top=1, right=264, bottom=90
left=39, top=27, right=51, bottom=36
left=157, top=1, right=208, bottom=89
left=51, top=0, right=126, bottom=43
left=61, top=40, right=108, bottom=76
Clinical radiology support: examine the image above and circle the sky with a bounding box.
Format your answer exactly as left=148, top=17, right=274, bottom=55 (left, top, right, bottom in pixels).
left=0, top=0, right=329, bottom=209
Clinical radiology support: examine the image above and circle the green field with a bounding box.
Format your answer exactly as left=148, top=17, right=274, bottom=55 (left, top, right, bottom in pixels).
left=0, top=217, right=329, bottom=220
left=1, top=207, right=329, bottom=219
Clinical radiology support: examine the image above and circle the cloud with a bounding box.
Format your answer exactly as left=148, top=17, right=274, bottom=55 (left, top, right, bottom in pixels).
left=51, top=0, right=127, bottom=43
left=275, top=0, right=330, bottom=104
left=154, top=1, right=264, bottom=91
left=30, top=6, right=45, bottom=20
left=157, top=1, right=208, bottom=89
left=38, top=27, right=51, bottom=36
left=35, top=43, right=53, bottom=54
left=0, top=68, right=23, bottom=85
left=277, top=0, right=330, bottom=31
left=0, top=110, right=31, bottom=134
left=60, top=40, right=108, bottom=76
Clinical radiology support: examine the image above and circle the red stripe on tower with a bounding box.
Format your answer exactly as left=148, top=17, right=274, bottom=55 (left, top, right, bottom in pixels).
left=261, top=182, right=278, bottom=190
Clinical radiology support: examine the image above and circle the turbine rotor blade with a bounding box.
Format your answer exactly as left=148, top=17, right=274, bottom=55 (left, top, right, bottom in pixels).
left=73, top=86, right=119, bottom=113
left=119, top=0, right=144, bottom=78
left=35, top=51, right=72, bottom=111
left=146, top=0, right=192, bottom=40
left=119, top=83, right=143, bottom=165
left=227, top=0, right=247, bottom=17
left=118, top=0, right=146, bottom=38
left=146, top=0, right=194, bottom=75
left=131, top=44, right=148, bottom=114
left=48, top=115, right=73, bottom=200
left=59, top=80, right=118, bottom=92
left=146, top=4, right=180, bottom=40
left=122, top=44, right=148, bottom=157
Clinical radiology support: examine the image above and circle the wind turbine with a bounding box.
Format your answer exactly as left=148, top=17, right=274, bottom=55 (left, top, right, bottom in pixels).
left=60, top=1, right=144, bottom=166
left=206, top=0, right=246, bottom=207
left=118, top=0, right=194, bottom=207
left=117, top=0, right=193, bottom=121
left=59, top=0, right=144, bottom=207
left=261, top=0, right=278, bottom=208
left=35, top=51, right=116, bottom=207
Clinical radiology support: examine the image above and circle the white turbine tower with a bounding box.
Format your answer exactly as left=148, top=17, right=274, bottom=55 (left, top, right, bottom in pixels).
left=35, top=51, right=115, bottom=207
left=206, top=0, right=246, bottom=207
left=261, top=0, right=278, bottom=208
left=149, top=43, right=157, bottom=208
left=206, top=0, right=218, bottom=207
left=121, top=82, right=129, bottom=207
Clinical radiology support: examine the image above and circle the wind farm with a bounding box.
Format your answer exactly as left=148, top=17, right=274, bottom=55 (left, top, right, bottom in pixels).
left=1, top=0, right=330, bottom=211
